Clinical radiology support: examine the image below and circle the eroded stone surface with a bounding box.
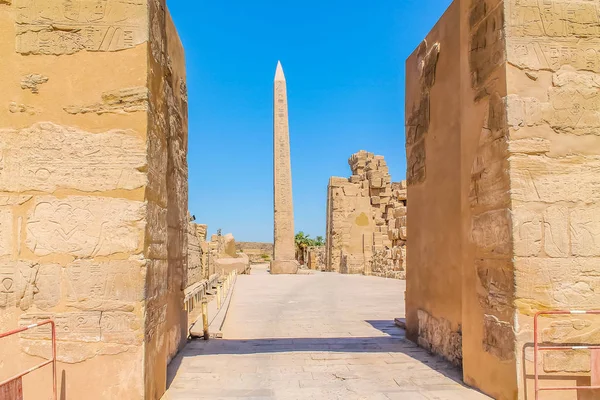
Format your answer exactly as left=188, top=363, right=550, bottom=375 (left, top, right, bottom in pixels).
left=406, top=1, right=600, bottom=398
left=271, top=62, right=297, bottom=274
left=417, top=309, right=462, bottom=366
left=325, top=151, right=407, bottom=279
left=0, top=122, right=147, bottom=192
left=15, top=0, right=148, bottom=55
left=25, top=196, right=145, bottom=257
left=0, top=1, right=187, bottom=399
left=20, top=74, right=48, bottom=93
left=64, top=87, right=148, bottom=115
left=8, top=102, right=39, bottom=114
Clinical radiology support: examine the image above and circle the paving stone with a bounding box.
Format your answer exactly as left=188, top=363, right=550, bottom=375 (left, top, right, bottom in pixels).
left=164, top=265, right=490, bottom=399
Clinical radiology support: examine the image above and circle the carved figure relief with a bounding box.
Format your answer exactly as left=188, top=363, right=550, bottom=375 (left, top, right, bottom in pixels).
left=15, top=0, right=148, bottom=55
left=26, top=196, right=145, bottom=257
left=0, top=122, right=146, bottom=192
left=406, top=40, right=440, bottom=185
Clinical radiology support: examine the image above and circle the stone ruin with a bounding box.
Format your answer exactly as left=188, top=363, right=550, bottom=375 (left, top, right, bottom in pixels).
left=187, top=221, right=250, bottom=289
left=236, top=242, right=274, bottom=264
left=306, top=246, right=325, bottom=270
left=0, top=1, right=187, bottom=398
left=187, top=220, right=209, bottom=289
left=208, top=233, right=251, bottom=276
left=406, top=0, right=600, bottom=399
left=325, top=151, right=407, bottom=279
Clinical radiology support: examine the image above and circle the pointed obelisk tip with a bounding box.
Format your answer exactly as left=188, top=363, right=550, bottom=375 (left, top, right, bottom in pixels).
left=274, top=60, right=285, bottom=81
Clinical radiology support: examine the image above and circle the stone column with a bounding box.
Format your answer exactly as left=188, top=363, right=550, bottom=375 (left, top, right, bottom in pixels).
left=271, top=62, right=298, bottom=274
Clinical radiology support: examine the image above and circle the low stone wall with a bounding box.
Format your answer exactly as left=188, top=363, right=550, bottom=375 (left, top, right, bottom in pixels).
left=236, top=242, right=274, bottom=264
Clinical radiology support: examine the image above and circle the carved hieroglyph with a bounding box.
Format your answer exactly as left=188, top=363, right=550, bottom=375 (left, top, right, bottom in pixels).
left=26, top=196, right=145, bottom=257
left=0, top=122, right=147, bottom=192
left=406, top=0, right=600, bottom=398
left=14, top=0, right=148, bottom=55
left=1, top=0, right=188, bottom=398
left=271, top=62, right=298, bottom=274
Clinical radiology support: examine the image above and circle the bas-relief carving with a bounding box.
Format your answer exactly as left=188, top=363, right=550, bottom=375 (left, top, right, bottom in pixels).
left=510, top=155, right=600, bottom=204
left=506, top=0, right=600, bottom=72
left=570, top=206, right=600, bottom=256
left=507, top=0, right=600, bottom=39
left=65, top=260, right=143, bottom=311
left=543, top=205, right=569, bottom=257
left=14, top=0, right=148, bottom=55
left=64, top=87, right=148, bottom=115
left=476, top=259, right=513, bottom=316
left=543, top=350, right=590, bottom=373
left=0, top=122, right=146, bottom=192
left=515, top=257, right=600, bottom=312
left=512, top=207, right=542, bottom=256
left=406, top=40, right=440, bottom=185
left=469, top=3, right=505, bottom=89
left=417, top=309, right=462, bottom=366
left=471, top=209, right=512, bottom=257
left=20, top=74, right=48, bottom=93
left=483, top=314, right=515, bottom=361
left=8, top=102, right=40, bottom=115
left=0, top=209, right=13, bottom=257
left=19, top=311, right=141, bottom=363
left=20, top=311, right=141, bottom=343
left=26, top=196, right=145, bottom=257
left=0, top=262, right=60, bottom=310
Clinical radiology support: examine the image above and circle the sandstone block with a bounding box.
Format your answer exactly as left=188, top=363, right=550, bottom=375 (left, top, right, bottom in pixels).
left=0, top=123, right=147, bottom=192
left=543, top=206, right=570, bottom=258
left=394, top=207, right=407, bottom=217
left=512, top=207, right=542, bottom=257
left=570, top=207, right=600, bottom=257
left=26, top=196, right=145, bottom=257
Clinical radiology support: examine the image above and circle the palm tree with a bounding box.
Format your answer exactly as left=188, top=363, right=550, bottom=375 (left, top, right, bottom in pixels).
left=314, top=236, right=325, bottom=247
left=295, top=232, right=312, bottom=265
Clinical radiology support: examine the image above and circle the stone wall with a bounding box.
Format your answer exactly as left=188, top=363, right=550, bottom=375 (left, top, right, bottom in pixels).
left=325, top=151, right=407, bottom=279
left=307, top=246, right=325, bottom=270
left=406, top=1, right=600, bottom=399
left=209, top=233, right=251, bottom=275
left=187, top=221, right=208, bottom=287
left=405, top=1, right=464, bottom=370
left=236, top=242, right=273, bottom=264
left=0, top=1, right=187, bottom=399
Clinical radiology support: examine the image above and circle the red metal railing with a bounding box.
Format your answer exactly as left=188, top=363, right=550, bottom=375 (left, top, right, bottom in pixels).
left=0, top=320, right=57, bottom=400
left=534, top=310, right=600, bottom=399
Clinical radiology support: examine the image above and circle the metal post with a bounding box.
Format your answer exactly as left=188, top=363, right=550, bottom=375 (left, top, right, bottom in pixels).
left=201, top=300, right=209, bottom=340
left=51, top=320, right=56, bottom=400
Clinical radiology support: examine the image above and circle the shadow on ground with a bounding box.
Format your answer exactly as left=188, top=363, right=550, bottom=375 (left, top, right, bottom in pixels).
left=166, top=320, right=470, bottom=390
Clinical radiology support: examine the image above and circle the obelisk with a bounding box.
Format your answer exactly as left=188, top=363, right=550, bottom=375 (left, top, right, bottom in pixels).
left=271, top=61, right=299, bottom=274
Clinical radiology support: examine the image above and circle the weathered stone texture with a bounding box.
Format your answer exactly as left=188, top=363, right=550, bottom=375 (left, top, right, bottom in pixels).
left=406, top=0, right=600, bottom=399
left=0, top=1, right=188, bottom=399
left=307, top=246, right=325, bottom=270
left=208, top=233, right=250, bottom=276
left=325, top=151, right=407, bottom=279
left=271, top=62, right=298, bottom=274
left=417, top=310, right=462, bottom=367
left=236, top=242, right=273, bottom=264
left=187, top=220, right=208, bottom=288
left=14, top=0, right=148, bottom=56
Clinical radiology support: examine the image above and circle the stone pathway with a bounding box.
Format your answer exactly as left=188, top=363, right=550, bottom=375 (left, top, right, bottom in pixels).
left=164, top=265, right=490, bottom=400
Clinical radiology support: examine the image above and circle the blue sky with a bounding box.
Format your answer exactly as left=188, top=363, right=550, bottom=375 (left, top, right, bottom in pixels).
left=168, top=0, right=452, bottom=242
